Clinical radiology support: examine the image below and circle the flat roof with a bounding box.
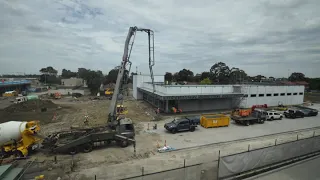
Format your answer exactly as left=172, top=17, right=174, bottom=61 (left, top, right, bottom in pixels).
left=0, top=80, right=31, bottom=87
left=138, top=87, right=243, bottom=100
left=148, top=82, right=305, bottom=87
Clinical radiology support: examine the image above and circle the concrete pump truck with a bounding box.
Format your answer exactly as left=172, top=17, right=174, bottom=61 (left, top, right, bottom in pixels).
left=41, top=27, right=156, bottom=155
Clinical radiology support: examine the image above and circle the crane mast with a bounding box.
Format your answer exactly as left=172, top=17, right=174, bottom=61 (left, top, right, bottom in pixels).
left=108, top=26, right=155, bottom=125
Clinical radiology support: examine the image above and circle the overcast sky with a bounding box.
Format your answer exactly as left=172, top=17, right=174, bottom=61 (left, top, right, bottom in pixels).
left=0, top=0, right=320, bottom=77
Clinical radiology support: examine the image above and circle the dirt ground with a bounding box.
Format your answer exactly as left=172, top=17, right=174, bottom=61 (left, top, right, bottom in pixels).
left=2, top=94, right=318, bottom=179
left=0, top=95, right=163, bottom=179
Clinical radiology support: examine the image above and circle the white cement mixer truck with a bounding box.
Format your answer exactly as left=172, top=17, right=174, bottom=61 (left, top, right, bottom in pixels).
left=0, top=121, right=41, bottom=158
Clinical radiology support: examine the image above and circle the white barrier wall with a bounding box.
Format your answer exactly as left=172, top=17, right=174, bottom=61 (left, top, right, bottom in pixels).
left=132, top=74, right=164, bottom=99
left=141, top=83, right=235, bottom=95
left=240, top=85, right=305, bottom=107
left=133, top=75, right=305, bottom=107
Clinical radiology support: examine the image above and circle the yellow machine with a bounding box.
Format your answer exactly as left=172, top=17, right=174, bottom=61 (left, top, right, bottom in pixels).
left=116, top=104, right=128, bottom=116
left=2, top=91, right=17, bottom=97
left=0, top=121, right=41, bottom=158
left=105, top=88, right=114, bottom=96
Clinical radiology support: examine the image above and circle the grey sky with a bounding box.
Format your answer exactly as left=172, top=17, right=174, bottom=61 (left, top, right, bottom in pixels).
left=0, top=0, right=320, bottom=77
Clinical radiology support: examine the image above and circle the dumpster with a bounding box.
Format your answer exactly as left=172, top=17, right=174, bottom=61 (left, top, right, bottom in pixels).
left=200, top=114, right=230, bottom=128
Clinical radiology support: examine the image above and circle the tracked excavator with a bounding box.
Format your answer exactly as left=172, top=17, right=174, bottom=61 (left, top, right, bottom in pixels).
left=41, top=27, right=156, bottom=155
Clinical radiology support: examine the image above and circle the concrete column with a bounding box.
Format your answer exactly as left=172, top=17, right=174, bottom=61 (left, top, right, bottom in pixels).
left=165, top=100, right=169, bottom=113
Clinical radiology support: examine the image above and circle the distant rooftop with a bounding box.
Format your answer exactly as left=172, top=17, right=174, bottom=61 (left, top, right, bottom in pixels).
left=0, top=80, right=31, bottom=87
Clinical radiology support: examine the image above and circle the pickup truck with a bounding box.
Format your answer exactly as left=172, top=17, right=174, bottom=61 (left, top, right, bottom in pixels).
left=294, top=106, right=318, bottom=116
left=185, top=116, right=200, bottom=125
left=284, top=109, right=304, bottom=119
left=164, top=118, right=197, bottom=134
left=232, top=109, right=267, bottom=126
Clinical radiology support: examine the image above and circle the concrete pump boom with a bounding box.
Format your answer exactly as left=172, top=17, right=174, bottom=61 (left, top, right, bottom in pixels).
left=108, top=26, right=155, bottom=126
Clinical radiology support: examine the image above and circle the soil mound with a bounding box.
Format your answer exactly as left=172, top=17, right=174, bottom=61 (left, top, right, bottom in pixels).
left=4, top=100, right=58, bottom=113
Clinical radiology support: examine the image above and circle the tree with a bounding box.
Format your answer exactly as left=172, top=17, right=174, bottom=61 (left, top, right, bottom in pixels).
left=173, top=72, right=179, bottom=82
left=209, top=62, right=230, bottom=84
left=39, top=66, right=58, bottom=76
left=39, top=66, right=59, bottom=84
left=106, top=66, right=129, bottom=83
left=251, top=75, right=266, bottom=82
left=78, top=68, right=89, bottom=79
left=164, top=72, right=173, bottom=82
left=307, top=78, right=320, bottom=90
left=289, top=72, right=306, bottom=82
left=39, top=74, right=60, bottom=84
left=193, top=74, right=201, bottom=82
left=200, top=78, right=212, bottom=85
left=229, top=68, right=247, bottom=83
left=177, top=69, right=194, bottom=82
left=77, top=68, right=104, bottom=94
left=85, top=70, right=103, bottom=94
left=200, top=72, right=210, bottom=81
left=61, top=69, right=77, bottom=78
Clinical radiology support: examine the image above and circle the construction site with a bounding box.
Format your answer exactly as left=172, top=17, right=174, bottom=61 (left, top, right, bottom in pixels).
left=0, top=27, right=320, bottom=180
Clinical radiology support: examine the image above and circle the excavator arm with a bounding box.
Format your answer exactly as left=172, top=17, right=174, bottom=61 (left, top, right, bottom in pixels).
left=108, top=26, right=155, bottom=127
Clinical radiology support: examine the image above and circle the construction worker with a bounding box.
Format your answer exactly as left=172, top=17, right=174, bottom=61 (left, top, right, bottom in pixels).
left=172, top=107, right=177, bottom=113
left=84, top=115, right=89, bottom=125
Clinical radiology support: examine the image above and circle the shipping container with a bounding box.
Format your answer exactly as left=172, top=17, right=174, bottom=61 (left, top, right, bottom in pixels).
left=200, top=114, right=230, bottom=128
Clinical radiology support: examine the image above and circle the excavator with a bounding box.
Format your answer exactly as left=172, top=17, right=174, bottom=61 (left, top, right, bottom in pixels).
left=41, top=26, right=156, bottom=155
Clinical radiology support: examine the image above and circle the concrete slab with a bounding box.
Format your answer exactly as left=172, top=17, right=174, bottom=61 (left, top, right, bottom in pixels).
left=78, top=104, right=320, bottom=180
left=141, top=104, right=320, bottom=149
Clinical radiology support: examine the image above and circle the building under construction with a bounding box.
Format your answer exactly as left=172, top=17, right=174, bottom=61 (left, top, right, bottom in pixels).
left=132, top=75, right=305, bottom=113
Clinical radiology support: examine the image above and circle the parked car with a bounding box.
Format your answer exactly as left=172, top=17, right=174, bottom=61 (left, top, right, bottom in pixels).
left=284, top=109, right=305, bottom=119
left=266, top=111, right=283, bottom=120
left=294, top=106, right=318, bottom=116
left=299, top=109, right=318, bottom=116
left=164, top=118, right=197, bottom=134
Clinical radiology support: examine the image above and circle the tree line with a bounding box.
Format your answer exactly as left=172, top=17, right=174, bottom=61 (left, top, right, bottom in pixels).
left=33, top=66, right=130, bottom=94
left=164, top=62, right=320, bottom=90
left=1, top=62, right=320, bottom=93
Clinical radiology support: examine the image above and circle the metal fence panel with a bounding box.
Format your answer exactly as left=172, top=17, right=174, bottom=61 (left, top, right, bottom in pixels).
left=218, top=136, right=320, bottom=178
left=118, top=161, right=219, bottom=180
